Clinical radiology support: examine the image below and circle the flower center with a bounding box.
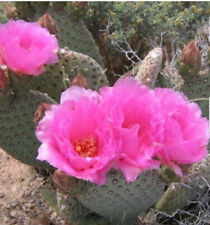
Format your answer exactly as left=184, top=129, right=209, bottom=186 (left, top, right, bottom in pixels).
left=72, top=136, right=98, bottom=157
left=19, top=40, right=31, bottom=52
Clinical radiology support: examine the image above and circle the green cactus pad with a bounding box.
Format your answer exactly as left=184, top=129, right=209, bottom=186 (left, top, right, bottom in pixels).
left=155, top=155, right=210, bottom=213
left=181, top=73, right=210, bottom=119
left=177, top=57, right=201, bottom=79
left=135, top=48, right=163, bottom=88
left=59, top=48, right=108, bottom=90
left=7, top=52, right=68, bottom=102
left=7, top=70, right=67, bottom=102
left=0, top=90, right=56, bottom=168
left=46, top=7, right=104, bottom=66
left=76, top=169, right=165, bottom=225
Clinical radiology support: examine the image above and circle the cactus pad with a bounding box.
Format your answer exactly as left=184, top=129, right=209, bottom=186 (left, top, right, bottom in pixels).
left=76, top=169, right=165, bottom=225
left=155, top=155, right=210, bottom=213
left=46, top=7, right=104, bottom=66
left=135, top=48, right=163, bottom=88
left=182, top=73, right=210, bottom=119
left=59, top=48, right=108, bottom=90
left=0, top=90, right=56, bottom=167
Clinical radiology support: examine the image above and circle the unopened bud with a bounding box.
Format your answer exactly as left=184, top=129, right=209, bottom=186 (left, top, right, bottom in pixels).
left=180, top=40, right=201, bottom=66
left=71, top=74, right=89, bottom=89
left=38, top=13, right=58, bottom=35
left=34, top=102, right=51, bottom=125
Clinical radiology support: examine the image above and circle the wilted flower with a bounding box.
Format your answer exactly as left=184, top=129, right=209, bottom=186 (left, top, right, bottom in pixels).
left=154, top=88, right=209, bottom=176
left=36, top=86, right=118, bottom=185
left=100, top=78, right=163, bottom=182
left=0, top=20, right=59, bottom=76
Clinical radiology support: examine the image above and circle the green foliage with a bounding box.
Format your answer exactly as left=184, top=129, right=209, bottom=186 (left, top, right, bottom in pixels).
left=84, top=2, right=209, bottom=44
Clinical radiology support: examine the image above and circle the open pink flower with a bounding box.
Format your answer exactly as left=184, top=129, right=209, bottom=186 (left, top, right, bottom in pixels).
left=154, top=88, right=209, bottom=176
left=0, top=20, right=59, bottom=76
left=100, top=78, right=163, bottom=182
left=36, top=86, right=118, bottom=185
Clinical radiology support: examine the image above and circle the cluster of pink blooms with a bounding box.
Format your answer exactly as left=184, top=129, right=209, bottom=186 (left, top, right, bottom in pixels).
left=36, top=77, right=209, bottom=185
left=0, top=20, right=59, bottom=76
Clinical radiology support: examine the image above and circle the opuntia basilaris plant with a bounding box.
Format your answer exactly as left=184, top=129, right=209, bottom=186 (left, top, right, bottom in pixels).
left=0, top=18, right=209, bottom=225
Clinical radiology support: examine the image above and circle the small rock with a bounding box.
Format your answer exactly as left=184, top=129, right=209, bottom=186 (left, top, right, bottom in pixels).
left=10, top=201, right=18, bottom=208
left=0, top=192, right=4, bottom=198
left=9, top=210, right=17, bottom=218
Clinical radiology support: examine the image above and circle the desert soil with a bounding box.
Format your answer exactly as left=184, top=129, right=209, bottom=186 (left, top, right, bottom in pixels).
left=0, top=148, right=64, bottom=225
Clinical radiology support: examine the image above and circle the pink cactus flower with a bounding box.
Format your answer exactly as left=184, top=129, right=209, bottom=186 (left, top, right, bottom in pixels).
left=154, top=88, right=209, bottom=176
left=0, top=20, right=59, bottom=76
left=36, top=86, right=118, bottom=185
left=100, top=78, right=163, bottom=182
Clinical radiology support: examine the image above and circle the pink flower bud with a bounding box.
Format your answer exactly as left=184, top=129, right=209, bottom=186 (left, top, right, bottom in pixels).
left=180, top=40, right=201, bottom=66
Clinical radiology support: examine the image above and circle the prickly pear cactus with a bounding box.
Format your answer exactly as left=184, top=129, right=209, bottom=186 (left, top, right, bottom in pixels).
left=155, top=155, right=210, bottom=213
left=0, top=48, right=108, bottom=168
left=181, top=73, right=210, bottom=119
left=59, top=48, right=108, bottom=90
left=0, top=90, right=55, bottom=167
left=40, top=173, right=110, bottom=225
left=7, top=58, right=67, bottom=101
left=135, top=48, right=163, bottom=88
left=76, top=169, right=165, bottom=225
left=14, top=2, right=104, bottom=66
left=46, top=7, right=104, bottom=67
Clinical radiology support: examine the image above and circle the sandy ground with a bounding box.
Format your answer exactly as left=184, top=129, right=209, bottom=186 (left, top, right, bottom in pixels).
left=0, top=148, right=64, bottom=225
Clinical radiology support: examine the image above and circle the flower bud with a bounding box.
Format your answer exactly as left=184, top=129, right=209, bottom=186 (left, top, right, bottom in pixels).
left=71, top=74, right=89, bottom=89
left=180, top=40, right=201, bottom=66
left=38, top=13, right=58, bottom=35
